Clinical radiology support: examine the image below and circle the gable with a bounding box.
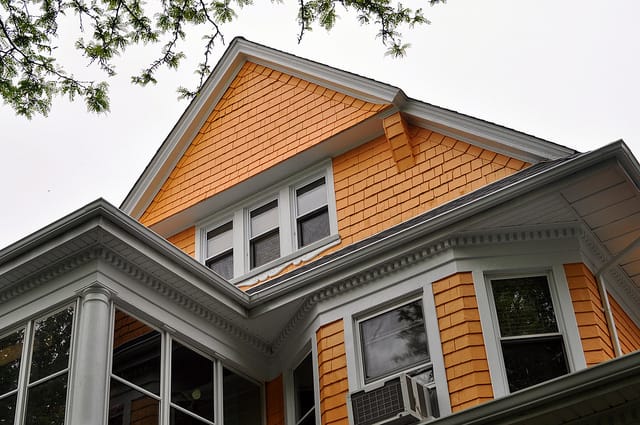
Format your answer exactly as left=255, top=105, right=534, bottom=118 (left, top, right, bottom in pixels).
left=140, top=62, right=390, bottom=227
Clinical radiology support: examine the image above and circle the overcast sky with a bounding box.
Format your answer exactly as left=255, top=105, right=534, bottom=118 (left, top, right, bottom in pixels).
left=1, top=0, right=639, bottom=249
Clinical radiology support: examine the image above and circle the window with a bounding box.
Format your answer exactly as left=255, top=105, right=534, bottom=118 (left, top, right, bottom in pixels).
left=0, top=306, right=75, bottom=425
left=198, top=165, right=337, bottom=280
left=358, top=300, right=430, bottom=384
left=205, top=222, right=234, bottom=279
left=489, top=275, right=569, bottom=392
left=293, top=354, right=315, bottom=425
left=109, top=309, right=263, bottom=425
left=295, top=177, right=330, bottom=248
left=249, top=200, right=280, bottom=268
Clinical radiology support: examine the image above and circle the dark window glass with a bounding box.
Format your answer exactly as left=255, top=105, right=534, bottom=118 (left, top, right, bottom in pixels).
left=170, top=408, right=208, bottom=425
left=492, top=276, right=559, bottom=337
left=171, top=342, right=214, bottom=422
left=296, top=178, right=330, bottom=248
left=206, top=252, right=234, bottom=280
left=297, top=207, right=330, bottom=248
left=491, top=276, right=569, bottom=392
left=293, top=354, right=315, bottom=425
left=206, top=222, right=233, bottom=279
left=360, top=300, right=429, bottom=382
left=250, top=230, right=280, bottom=268
left=112, top=310, right=161, bottom=396
left=0, top=329, right=24, bottom=394
left=30, top=307, right=74, bottom=383
left=25, top=373, right=68, bottom=425
left=109, top=378, right=159, bottom=425
left=0, top=394, right=17, bottom=424
left=223, top=368, right=262, bottom=425
left=502, top=337, right=569, bottom=392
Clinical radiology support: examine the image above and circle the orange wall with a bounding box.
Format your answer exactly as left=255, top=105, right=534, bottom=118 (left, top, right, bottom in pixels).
left=316, top=320, right=349, bottom=425
left=564, top=263, right=615, bottom=366
left=610, top=295, right=640, bottom=355
left=265, top=375, right=285, bottom=425
left=332, top=127, right=527, bottom=247
left=141, top=62, right=389, bottom=227
left=168, top=226, right=196, bottom=257
left=433, top=272, right=493, bottom=412
left=113, top=310, right=155, bottom=349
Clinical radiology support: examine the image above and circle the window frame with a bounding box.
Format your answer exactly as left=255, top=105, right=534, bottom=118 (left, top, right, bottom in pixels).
left=0, top=302, right=78, bottom=425
left=485, top=271, right=572, bottom=393
left=354, top=296, right=433, bottom=387
left=196, top=161, right=338, bottom=283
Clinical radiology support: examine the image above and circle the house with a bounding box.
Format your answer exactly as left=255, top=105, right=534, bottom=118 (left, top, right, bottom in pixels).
left=1, top=37, right=640, bottom=425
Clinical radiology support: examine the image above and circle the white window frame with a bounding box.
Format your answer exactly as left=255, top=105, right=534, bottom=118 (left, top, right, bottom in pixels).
left=0, top=302, right=78, bottom=425
left=196, top=161, right=339, bottom=283
left=108, top=307, right=264, bottom=425
left=484, top=271, right=573, bottom=394
left=354, top=295, right=433, bottom=388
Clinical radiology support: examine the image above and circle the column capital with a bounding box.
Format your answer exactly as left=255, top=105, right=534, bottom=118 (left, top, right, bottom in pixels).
left=76, top=282, right=116, bottom=302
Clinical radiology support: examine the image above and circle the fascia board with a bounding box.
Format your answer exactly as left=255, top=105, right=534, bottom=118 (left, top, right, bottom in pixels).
left=248, top=141, right=635, bottom=309
left=401, top=97, right=577, bottom=162
left=0, top=199, right=251, bottom=312
left=427, top=349, right=640, bottom=425
left=121, top=37, right=401, bottom=219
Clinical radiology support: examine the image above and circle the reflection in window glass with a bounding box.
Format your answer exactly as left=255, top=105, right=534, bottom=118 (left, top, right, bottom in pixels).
left=223, top=368, right=262, bottom=425
left=293, top=354, right=315, bottom=425
left=491, top=276, right=569, bottom=392
left=25, top=373, right=68, bottom=425
left=0, top=328, right=24, bottom=394
left=170, top=408, right=208, bottom=425
left=360, top=300, right=429, bottom=382
left=30, top=307, right=74, bottom=383
left=109, top=378, right=159, bottom=425
left=171, top=342, right=214, bottom=422
left=0, top=394, right=17, bottom=424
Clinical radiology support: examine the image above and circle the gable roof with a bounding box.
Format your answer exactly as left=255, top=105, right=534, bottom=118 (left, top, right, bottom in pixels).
left=121, top=37, right=576, bottom=220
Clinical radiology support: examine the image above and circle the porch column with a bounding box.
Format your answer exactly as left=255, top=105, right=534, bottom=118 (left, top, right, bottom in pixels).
left=69, top=285, right=113, bottom=425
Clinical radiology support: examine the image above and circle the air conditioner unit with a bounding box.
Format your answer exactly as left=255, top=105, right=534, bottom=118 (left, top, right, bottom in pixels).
left=348, top=373, right=438, bottom=425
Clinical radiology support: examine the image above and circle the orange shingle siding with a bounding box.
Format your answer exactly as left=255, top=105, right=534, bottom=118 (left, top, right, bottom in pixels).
left=332, top=127, right=528, bottom=250
left=610, top=296, right=640, bottom=355
left=564, top=263, right=615, bottom=366
left=266, top=375, right=285, bottom=425
left=113, top=310, right=155, bottom=349
left=140, top=62, right=389, bottom=227
left=168, top=227, right=196, bottom=257
left=317, top=320, right=349, bottom=425
left=433, top=272, right=493, bottom=412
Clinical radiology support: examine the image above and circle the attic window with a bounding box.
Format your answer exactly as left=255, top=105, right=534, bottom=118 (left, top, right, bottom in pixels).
left=197, top=162, right=338, bottom=282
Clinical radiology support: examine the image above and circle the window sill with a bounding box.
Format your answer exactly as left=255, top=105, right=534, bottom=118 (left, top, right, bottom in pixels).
left=231, top=234, right=341, bottom=288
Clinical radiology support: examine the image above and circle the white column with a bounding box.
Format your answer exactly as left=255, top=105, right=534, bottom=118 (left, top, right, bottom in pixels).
left=69, top=285, right=112, bottom=425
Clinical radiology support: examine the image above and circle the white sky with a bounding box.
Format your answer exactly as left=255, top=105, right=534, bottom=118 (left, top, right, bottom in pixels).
left=1, top=0, right=639, bottom=249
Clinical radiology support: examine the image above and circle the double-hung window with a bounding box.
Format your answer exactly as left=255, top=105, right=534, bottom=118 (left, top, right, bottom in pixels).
left=358, top=299, right=431, bottom=384
left=0, top=306, right=75, bottom=425
left=198, top=165, right=337, bottom=281
left=489, top=275, right=570, bottom=392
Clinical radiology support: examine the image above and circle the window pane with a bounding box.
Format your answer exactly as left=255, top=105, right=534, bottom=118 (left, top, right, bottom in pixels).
left=0, top=329, right=24, bottom=394
left=206, top=251, right=234, bottom=279
left=207, top=222, right=233, bottom=258
left=112, top=311, right=161, bottom=396
left=223, top=368, right=262, bottom=425
left=170, top=408, right=209, bottom=425
left=250, top=200, right=278, bottom=237
left=360, top=301, right=429, bottom=381
left=293, top=354, right=314, bottom=422
left=25, top=372, right=68, bottom=425
left=30, top=307, right=74, bottom=383
left=491, top=276, right=559, bottom=337
left=0, top=394, right=17, bottom=424
left=502, top=337, right=569, bottom=392
left=171, top=342, right=214, bottom=422
left=109, top=378, right=159, bottom=425
left=298, top=207, right=330, bottom=247
left=250, top=230, right=280, bottom=268
left=296, top=178, right=327, bottom=217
